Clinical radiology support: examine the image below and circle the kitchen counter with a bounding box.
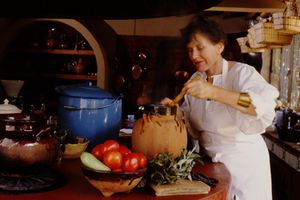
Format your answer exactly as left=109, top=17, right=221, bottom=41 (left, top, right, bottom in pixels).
left=263, top=128, right=300, bottom=200
left=263, top=128, right=300, bottom=172
left=0, top=159, right=230, bottom=200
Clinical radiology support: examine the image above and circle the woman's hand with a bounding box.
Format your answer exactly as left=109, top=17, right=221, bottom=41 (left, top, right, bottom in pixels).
left=160, top=97, right=173, bottom=106
left=160, top=97, right=184, bottom=119
left=184, top=79, right=257, bottom=116
left=184, top=79, right=217, bottom=100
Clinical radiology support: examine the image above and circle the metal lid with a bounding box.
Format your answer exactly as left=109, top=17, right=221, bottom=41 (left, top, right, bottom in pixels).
left=138, top=104, right=176, bottom=116
left=56, top=83, right=113, bottom=99
left=0, top=99, right=22, bottom=114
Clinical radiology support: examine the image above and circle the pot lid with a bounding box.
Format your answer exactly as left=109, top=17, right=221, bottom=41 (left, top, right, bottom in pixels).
left=139, top=104, right=176, bottom=116
left=0, top=99, right=22, bottom=114
left=56, top=84, right=114, bottom=99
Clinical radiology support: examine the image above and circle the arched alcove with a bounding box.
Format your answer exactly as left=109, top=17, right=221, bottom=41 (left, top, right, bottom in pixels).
left=0, top=18, right=118, bottom=89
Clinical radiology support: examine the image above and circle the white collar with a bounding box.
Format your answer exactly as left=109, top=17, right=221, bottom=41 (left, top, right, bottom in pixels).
left=196, top=58, right=228, bottom=84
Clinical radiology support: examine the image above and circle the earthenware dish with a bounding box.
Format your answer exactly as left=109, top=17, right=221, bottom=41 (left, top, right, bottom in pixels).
left=81, top=165, right=146, bottom=197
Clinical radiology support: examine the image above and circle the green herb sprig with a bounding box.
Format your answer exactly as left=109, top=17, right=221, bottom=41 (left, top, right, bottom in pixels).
left=54, top=126, right=77, bottom=144
left=149, top=148, right=203, bottom=185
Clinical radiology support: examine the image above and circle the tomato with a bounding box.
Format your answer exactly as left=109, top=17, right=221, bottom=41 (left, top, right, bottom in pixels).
left=103, top=140, right=120, bottom=152
left=91, top=140, right=120, bottom=161
left=91, top=143, right=107, bottom=161
left=119, top=145, right=131, bottom=156
left=103, top=150, right=122, bottom=170
left=122, top=153, right=139, bottom=172
left=136, top=152, right=147, bottom=168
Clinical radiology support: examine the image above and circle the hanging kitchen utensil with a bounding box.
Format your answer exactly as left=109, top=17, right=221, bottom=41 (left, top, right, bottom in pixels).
left=114, top=74, right=126, bottom=92
left=112, top=56, right=127, bottom=92
left=1, top=79, right=25, bottom=97
left=138, top=52, right=147, bottom=60
left=130, top=20, right=149, bottom=80
left=175, top=70, right=190, bottom=83
left=131, top=64, right=143, bottom=80
left=131, top=53, right=149, bottom=80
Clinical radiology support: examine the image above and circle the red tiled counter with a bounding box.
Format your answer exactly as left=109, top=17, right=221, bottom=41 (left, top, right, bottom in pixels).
left=0, top=159, right=230, bottom=200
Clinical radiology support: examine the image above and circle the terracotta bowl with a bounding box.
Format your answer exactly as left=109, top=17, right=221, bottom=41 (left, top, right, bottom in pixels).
left=81, top=165, right=147, bottom=197
left=63, top=137, right=89, bottom=159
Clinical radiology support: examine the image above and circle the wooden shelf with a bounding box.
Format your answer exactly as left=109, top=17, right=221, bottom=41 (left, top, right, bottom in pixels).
left=0, top=73, right=97, bottom=81
left=40, top=73, right=97, bottom=80
left=11, top=48, right=94, bottom=55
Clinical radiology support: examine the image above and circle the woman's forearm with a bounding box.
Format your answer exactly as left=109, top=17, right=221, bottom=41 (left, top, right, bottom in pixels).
left=211, top=86, right=257, bottom=116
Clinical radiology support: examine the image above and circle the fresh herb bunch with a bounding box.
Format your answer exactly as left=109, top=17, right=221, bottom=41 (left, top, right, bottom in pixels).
left=54, top=126, right=77, bottom=144
left=149, top=148, right=203, bottom=185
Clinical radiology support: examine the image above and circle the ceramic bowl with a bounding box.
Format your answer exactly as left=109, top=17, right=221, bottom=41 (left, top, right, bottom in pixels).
left=63, top=137, right=89, bottom=159
left=81, top=165, right=147, bottom=197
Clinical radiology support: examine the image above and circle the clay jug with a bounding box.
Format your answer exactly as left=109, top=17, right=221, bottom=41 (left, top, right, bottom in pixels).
left=131, top=104, right=187, bottom=159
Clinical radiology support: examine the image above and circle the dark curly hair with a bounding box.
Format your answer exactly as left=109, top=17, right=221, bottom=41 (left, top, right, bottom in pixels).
left=181, top=14, right=227, bottom=48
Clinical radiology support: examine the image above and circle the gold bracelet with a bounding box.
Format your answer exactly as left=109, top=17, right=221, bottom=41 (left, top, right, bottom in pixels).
left=237, top=92, right=251, bottom=108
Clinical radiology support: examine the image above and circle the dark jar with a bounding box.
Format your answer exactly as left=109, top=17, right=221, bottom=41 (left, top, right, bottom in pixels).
left=0, top=114, right=61, bottom=175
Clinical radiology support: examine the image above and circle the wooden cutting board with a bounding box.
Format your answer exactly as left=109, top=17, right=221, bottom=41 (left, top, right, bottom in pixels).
left=150, top=179, right=211, bottom=196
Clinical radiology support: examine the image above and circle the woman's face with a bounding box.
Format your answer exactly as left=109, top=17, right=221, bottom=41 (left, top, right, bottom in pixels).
left=186, top=32, right=224, bottom=73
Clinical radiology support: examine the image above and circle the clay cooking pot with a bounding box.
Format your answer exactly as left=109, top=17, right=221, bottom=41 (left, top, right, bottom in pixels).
left=131, top=104, right=187, bottom=159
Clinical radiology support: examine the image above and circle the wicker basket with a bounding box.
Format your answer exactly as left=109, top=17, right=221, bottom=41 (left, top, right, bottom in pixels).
left=247, top=33, right=267, bottom=49
left=236, top=37, right=251, bottom=53
left=252, top=22, right=293, bottom=45
left=273, top=12, right=300, bottom=34
left=236, top=37, right=266, bottom=53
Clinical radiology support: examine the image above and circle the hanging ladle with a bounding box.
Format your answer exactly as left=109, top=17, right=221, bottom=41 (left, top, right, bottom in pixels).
left=131, top=52, right=148, bottom=80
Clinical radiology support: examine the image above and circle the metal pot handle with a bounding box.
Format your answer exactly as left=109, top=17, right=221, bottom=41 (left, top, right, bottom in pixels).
left=63, top=95, right=122, bottom=111
left=35, top=127, right=52, bottom=141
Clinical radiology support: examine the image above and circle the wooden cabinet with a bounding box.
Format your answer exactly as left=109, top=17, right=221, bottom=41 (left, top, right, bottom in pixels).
left=0, top=21, right=98, bottom=114
left=270, top=152, right=300, bottom=200
left=6, top=48, right=97, bottom=81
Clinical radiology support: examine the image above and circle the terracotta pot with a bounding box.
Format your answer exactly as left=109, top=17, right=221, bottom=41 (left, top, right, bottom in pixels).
left=0, top=114, right=61, bottom=175
left=131, top=104, right=187, bottom=159
left=81, top=165, right=146, bottom=197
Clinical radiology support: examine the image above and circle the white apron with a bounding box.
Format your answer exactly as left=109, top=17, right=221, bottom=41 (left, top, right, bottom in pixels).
left=183, top=60, right=273, bottom=200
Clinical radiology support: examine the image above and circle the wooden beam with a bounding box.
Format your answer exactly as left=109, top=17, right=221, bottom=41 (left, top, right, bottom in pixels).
left=207, top=0, right=285, bottom=13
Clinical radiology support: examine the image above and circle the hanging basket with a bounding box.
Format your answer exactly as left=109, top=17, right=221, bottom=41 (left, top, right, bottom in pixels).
left=236, top=37, right=266, bottom=53
left=252, top=22, right=293, bottom=46
left=246, top=32, right=267, bottom=49
left=273, top=12, right=300, bottom=34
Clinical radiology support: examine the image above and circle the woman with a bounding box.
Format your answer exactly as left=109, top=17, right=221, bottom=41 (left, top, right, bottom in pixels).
left=162, top=15, right=279, bottom=200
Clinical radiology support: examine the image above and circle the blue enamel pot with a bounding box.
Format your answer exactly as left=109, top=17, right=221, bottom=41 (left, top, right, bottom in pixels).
left=56, top=84, right=122, bottom=147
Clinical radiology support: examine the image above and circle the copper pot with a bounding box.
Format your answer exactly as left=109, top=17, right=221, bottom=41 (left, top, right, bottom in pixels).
left=0, top=114, right=61, bottom=175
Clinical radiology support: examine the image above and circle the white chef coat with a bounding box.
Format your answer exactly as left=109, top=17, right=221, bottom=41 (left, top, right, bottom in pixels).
left=181, top=59, right=279, bottom=200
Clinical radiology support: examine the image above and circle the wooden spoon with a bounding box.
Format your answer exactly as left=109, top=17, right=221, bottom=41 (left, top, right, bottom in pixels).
left=169, top=75, right=200, bottom=107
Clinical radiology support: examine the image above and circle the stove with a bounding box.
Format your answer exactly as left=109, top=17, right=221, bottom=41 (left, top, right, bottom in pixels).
left=0, top=169, right=64, bottom=192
